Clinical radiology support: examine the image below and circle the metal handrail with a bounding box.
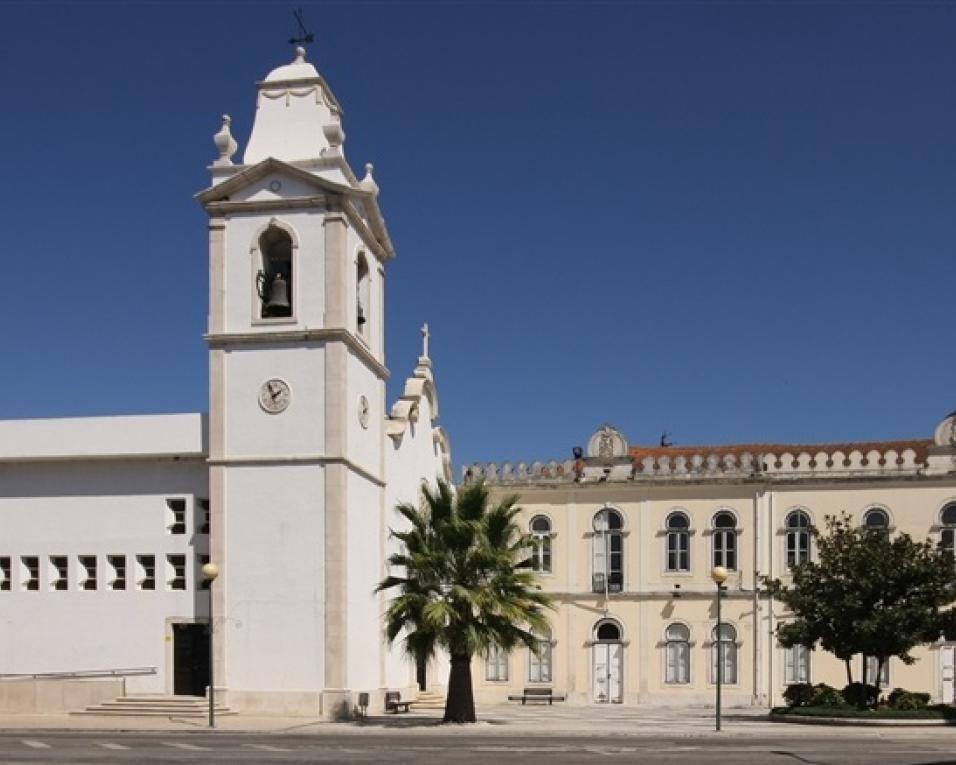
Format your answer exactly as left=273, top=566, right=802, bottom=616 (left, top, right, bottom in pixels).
left=0, top=666, right=157, bottom=680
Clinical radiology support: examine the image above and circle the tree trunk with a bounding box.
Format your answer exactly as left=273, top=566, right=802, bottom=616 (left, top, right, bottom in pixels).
left=844, top=659, right=853, bottom=686
left=443, top=653, right=476, bottom=723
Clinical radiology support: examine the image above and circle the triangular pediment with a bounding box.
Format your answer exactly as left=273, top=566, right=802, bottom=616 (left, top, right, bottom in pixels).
left=195, top=158, right=365, bottom=205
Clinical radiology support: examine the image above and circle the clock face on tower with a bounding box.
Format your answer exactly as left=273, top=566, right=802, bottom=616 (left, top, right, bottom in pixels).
left=358, top=395, right=370, bottom=429
left=258, top=378, right=291, bottom=414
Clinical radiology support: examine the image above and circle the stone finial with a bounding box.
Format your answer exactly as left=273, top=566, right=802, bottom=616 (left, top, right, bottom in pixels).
left=213, top=114, right=238, bottom=166
left=360, top=162, right=379, bottom=195
left=294, top=46, right=307, bottom=63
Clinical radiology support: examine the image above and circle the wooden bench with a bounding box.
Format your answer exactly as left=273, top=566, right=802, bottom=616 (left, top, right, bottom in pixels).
left=507, top=687, right=567, bottom=705
left=384, top=690, right=412, bottom=713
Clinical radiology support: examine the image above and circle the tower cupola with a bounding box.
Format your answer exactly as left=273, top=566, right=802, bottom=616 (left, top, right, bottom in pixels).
left=243, top=47, right=345, bottom=165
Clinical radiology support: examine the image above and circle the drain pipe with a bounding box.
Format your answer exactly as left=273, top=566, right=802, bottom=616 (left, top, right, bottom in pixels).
left=752, top=484, right=760, bottom=706
left=766, top=483, right=775, bottom=708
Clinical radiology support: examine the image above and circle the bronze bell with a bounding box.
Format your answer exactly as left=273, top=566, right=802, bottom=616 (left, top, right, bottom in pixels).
left=263, top=273, right=291, bottom=316
left=357, top=303, right=367, bottom=325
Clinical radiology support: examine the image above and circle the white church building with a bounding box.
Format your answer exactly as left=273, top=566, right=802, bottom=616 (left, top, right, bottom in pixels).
left=0, top=47, right=451, bottom=718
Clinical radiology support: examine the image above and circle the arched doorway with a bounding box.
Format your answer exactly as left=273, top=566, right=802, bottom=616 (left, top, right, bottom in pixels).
left=592, top=619, right=623, bottom=703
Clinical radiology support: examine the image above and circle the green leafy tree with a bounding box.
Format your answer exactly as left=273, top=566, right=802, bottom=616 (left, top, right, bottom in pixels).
left=375, top=480, right=553, bottom=723
left=767, top=513, right=956, bottom=703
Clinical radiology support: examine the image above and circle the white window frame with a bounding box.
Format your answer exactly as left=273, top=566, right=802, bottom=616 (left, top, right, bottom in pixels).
left=529, top=515, right=553, bottom=574
left=592, top=508, right=624, bottom=593
left=712, top=511, right=738, bottom=571
left=529, top=629, right=553, bottom=683
left=864, top=656, right=890, bottom=686
left=783, top=644, right=810, bottom=684
left=485, top=645, right=509, bottom=682
left=785, top=510, right=812, bottom=569
left=664, top=623, right=691, bottom=684
left=710, top=623, right=738, bottom=685
left=665, top=512, right=691, bottom=573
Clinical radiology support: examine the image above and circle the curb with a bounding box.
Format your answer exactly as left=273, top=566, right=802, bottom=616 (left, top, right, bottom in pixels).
left=769, top=712, right=956, bottom=727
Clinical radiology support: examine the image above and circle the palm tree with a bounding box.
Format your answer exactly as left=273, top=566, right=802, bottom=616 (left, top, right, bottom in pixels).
left=376, top=479, right=553, bottom=723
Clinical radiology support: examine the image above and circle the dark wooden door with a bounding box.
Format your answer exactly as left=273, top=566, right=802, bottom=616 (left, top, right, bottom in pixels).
left=172, top=623, right=209, bottom=697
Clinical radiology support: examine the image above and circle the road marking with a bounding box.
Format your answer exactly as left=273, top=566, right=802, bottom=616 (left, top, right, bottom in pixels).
left=21, top=740, right=51, bottom=749
left=96, top=742, right=131, bottom=750
left=244, top=743, right=293, bottom=752
left=163, top=741, right=211, bottom=751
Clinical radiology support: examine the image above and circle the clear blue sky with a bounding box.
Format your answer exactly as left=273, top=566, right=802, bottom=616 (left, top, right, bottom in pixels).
left=1, top=1, right=953, bottom=469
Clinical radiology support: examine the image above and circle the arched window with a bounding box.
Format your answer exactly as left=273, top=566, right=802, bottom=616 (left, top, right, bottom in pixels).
left=592, top=508, right=624, bottom=593
left=356, top=253, right=370, bottom=337
left=712, top=511, right=738, bottom=570
left=665, top=512, right=690, bottom=572
left=529, top=516, right=552, bottom=573
left=529, top=626, right=552, bottom=683
left=711, top=623, right=737, bottom=685
left=664, top=623, right=690, bottom=684
left=940, top=504, right=956, bottom=557
left=595, top=620, right=621, bottom=642
left=785, top=510, right=811, bottom=569
left=257, top=227, right=293, bottom=318
left=863, top=507, right=890, bottom=533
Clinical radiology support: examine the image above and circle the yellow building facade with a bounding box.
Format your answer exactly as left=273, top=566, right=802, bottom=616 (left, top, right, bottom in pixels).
left=462, top=414, right=956, bottom=708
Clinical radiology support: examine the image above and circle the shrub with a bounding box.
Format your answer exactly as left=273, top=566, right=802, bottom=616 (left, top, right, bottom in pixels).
left=809, top=683, right=846, bottom=708
left=887, top=688, right=931, bottom=711
left=783, top=683, right=816, bottom=707
left=842, top=682, right=879, bottom=708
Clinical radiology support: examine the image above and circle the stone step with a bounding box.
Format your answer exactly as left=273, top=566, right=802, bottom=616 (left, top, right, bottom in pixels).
left=73, top=708, right=237, bottom=717
left=73, top=694, right=236, bottom=717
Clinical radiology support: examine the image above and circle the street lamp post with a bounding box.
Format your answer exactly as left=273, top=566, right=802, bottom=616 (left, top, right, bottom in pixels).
left=711, top=565, right=729, bottom=732
left=202, top=562, right=219, bottom=729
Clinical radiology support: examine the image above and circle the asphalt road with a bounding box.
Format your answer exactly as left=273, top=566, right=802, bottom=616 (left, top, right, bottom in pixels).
left=1, top=732, right=955, bottom=765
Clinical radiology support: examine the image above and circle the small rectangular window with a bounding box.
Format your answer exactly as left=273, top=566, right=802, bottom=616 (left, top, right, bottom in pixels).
left=198, top=554, right=211, bottom=590
left=21, top=556, right=39, bottom=591
left=166, top=555, right=187, bottom=591
left=0, top=557, right=10, bottom=591
left=197, top=499, right=210, bottom=534
left=78, top=555, right=97, bottom=590
left=108, top=555, right=126, bottom=591
left=136, top=555, right=155, bottom=591
left=166, top=498, right=187, bottom=535
left=49, top=556, right=68, bottom=591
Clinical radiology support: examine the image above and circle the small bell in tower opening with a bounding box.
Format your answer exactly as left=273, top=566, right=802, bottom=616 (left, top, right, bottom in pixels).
left=357, top=302, right=367, bottom=326
left=257, top=271, right=292, bottom=317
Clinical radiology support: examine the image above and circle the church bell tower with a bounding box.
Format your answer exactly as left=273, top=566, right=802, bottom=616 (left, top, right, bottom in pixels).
left=197, top=47, right=394, bottom=717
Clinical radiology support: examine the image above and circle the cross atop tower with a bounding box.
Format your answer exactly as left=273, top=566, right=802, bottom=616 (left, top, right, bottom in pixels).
left=420, top=323, right=430, bottom=360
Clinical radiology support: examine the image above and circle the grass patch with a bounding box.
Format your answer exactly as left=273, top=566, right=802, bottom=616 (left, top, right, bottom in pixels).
left=772, top=705, right=956, bottom=720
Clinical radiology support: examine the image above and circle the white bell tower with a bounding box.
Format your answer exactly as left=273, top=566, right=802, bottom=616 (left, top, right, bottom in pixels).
left=197, top=47, right=394, bottom=717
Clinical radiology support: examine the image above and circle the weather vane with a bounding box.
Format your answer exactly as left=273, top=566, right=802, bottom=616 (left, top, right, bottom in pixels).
left=289, top=8, right=314, bottom=46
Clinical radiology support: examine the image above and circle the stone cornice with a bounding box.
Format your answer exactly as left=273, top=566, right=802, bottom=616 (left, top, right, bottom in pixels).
left=197, top=159, right=392, bottom=262
left=207, top=454, right=384, bottom=487
left=205, top=327, right=389, bottom=380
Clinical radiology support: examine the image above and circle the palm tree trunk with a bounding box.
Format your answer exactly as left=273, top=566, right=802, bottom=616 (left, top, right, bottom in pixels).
left=844, top=659, right=853, bottom=686
left=443, top=653, right=476, bottom=723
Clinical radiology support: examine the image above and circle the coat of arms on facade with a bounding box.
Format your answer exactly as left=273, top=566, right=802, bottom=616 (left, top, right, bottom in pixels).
left=587, top=424, right=629, bottom=460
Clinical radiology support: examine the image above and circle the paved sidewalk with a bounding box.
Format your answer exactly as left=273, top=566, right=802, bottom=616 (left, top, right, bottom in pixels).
left=2, top=704, right=954, bottom=739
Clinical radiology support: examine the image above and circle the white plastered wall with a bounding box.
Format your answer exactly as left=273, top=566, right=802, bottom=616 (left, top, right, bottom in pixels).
left=0, top=457, right=208, bottom=694
left=220, top=465, right=326, bottom=695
